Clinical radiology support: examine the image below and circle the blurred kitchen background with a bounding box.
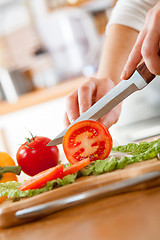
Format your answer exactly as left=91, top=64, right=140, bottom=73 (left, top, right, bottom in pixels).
left=0, top=0, right=160, bottom=162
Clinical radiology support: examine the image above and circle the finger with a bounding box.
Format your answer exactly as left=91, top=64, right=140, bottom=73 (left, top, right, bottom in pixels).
left=95, top=78, right=121, bottom=128
left=78, top=79, right=96, bottom=115
left=66, top=90, right=80, bottom=123
left=141, top=30, right=160, bottom=75
left=99, top=104, right=122, bottom=129
left=64, top=112, right=70, bottom=127
left=95, top=78, right=115, bottom=102
left=121, top=29, right=147, bottom=79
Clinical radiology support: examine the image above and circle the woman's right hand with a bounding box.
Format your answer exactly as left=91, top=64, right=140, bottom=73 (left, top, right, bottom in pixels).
left=121, top=1, right=160, bottom=79
left=64, top=77, right=121, bottom=128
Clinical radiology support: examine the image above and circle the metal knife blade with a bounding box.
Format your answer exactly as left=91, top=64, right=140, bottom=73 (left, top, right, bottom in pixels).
left=47, top=65, right=155, bottom=146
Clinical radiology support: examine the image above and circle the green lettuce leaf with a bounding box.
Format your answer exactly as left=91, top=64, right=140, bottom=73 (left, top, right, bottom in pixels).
left=0, top=174, right=77, bottom=199
left=115, top=138, right=160, bottom=169
left=112, top=138, right=160, bottom=155
left=79, top=157, right=118, bottom=176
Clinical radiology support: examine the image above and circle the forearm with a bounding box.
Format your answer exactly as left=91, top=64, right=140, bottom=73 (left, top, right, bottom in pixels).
left=97, top=24, right=139, bottom=84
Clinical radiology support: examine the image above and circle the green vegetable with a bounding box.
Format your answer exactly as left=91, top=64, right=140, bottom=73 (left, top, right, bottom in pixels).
left=0, top=174, right=77, bottom=199
left=112, top=138, right=159, bottom=155
left=114, top=138, right=160, bottom=169
left=79, top=157, right=118, bottom=176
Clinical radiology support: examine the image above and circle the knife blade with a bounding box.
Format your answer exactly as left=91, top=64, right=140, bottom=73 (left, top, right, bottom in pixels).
left=47, top=62, right=155, bottom=146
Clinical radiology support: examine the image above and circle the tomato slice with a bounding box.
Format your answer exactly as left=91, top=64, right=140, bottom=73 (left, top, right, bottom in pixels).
left=18, top=164, right=64, bottom=191
left=61, top=158, right=90, bottom=178
left=63, top=120, right=113, bottom=164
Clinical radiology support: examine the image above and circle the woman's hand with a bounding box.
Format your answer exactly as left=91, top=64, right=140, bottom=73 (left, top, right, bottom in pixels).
left=64, top=77, right=121, bottom=128
left=121, top=1, right=160, bottom=79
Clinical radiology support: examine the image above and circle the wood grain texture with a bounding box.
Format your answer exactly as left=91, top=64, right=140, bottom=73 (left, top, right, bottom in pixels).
left=0, top=184, right=160, bottom=240
left=0, top=157, right=160, bottom=229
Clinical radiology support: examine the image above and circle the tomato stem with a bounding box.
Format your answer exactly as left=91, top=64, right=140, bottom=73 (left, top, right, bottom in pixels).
left=29, top=130, right=36, bottom=141
left=25, top=137, right=32, bottom=144
left=25, top=144, right=34, bottom=149
left=25, top=130, right=37, bottom=149
left=0, top=166, right=21, bottom=175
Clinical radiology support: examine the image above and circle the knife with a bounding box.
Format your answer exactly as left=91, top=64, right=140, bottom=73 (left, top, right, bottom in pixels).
left=47, top=62, right=156, bottom=146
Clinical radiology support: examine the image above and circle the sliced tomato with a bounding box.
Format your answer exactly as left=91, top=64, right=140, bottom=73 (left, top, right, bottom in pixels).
left=18, top=164, right=64, bottom=191
left=63, top=120, right=113, bottom=164
left=61, top=158, right=90, bottom=178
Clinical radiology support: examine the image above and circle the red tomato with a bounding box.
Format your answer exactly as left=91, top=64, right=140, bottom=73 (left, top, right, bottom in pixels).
left=61, top=158, right=90, bottom=178
left=63, top=120, right=112, bottom=164
left=19, top=164, right=63, bottom=191
left=17, top=136, right=59, bottom=176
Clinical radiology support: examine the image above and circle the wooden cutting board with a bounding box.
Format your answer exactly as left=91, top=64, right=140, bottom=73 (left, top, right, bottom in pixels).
left=0, top=155, right=160, bottom=229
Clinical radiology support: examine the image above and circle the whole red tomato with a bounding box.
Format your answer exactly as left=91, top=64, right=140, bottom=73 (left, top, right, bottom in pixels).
left=17, top=136, right=59, bottom=176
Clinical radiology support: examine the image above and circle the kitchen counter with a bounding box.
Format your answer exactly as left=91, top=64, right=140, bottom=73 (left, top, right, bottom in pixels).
left=0, top=76, right=87, bottom=116
left=0, top=186, right=160, bottom=240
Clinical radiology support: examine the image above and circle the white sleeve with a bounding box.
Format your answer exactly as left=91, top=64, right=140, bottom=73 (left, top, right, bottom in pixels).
left=107, top=0, right=159, bottom=32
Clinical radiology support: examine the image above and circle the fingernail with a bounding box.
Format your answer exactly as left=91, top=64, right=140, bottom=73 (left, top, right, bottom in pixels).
left=121, top=69, right=127, bottom=79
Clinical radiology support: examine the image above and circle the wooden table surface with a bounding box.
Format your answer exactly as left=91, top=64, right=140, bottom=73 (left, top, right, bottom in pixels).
left=0, top=186, right=160, bottom=240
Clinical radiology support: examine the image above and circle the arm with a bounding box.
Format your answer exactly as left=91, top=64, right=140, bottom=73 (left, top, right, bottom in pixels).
left=97, top=24, right=138, bottom=83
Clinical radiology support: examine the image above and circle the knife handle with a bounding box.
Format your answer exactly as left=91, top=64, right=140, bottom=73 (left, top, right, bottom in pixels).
left=136, top=50, right=160, bottom=84
left=136, top=62, right=155, bottom=84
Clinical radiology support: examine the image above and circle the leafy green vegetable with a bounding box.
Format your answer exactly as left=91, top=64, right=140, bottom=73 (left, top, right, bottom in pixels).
left=0, top=174, right=77, bottom=199
left=79, top=157, right=118, bottom=176
left=114, top=138, right=160, bottom=169
left=112, top=138, right=160, bottom=155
